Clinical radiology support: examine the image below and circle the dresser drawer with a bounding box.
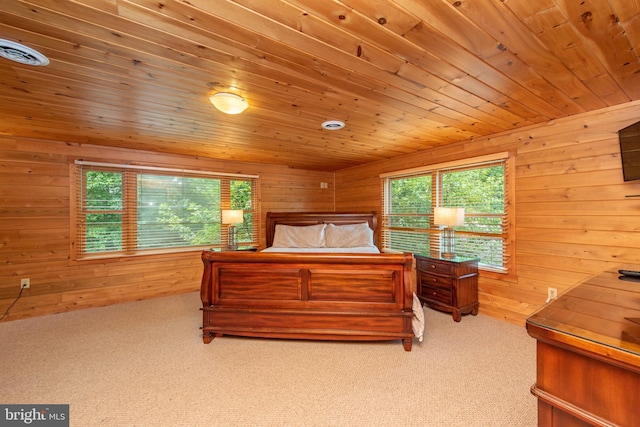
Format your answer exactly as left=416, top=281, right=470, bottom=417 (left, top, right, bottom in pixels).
left=416, top=258, right=454, bottom=276
left=418, top=271, right=452, bottom=290
left=420, top=284, right=452, bottom=305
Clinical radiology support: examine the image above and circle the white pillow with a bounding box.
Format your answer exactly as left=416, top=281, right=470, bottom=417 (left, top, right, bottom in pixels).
left=325, top=223, right=374, bottom=248
left=271, top=224, right=326, bottom=248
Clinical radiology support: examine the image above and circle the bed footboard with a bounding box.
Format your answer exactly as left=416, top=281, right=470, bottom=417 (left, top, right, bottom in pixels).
left=200, top=251, right=415, bottom=351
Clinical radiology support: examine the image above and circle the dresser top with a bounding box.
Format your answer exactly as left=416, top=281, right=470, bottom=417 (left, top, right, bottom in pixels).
left=527, top=265, right=640, bottom=364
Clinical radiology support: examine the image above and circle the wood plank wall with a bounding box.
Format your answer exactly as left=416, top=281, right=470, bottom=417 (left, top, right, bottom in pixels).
left=0, top=138, right=334, bottom=321
left=335, top=100, right=640, bottom=325
left=4, top=100, right=640, bottom=325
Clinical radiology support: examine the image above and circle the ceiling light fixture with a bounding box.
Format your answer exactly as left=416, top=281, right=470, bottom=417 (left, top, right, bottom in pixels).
left=321, top=120, right=345, bottom=130
left=0, top=39, right=49, bottom=66
left=209, top=92, right=248, bottom=114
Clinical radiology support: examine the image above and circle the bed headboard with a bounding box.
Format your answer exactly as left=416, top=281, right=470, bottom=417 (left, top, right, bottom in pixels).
left=266, top=211, right=378, bottom=247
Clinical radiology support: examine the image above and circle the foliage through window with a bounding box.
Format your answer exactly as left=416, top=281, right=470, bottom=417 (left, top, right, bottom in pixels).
left=73, top=161, right=259, bottom=259
left=381, top=154, right=511, bottom=271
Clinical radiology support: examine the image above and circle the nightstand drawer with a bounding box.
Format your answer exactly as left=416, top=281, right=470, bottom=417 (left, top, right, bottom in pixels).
left=420, top=285, right=452, bottom=305
left=416, top=258, right=454, bottom=276
left=418, top=271, right=452, bottom=290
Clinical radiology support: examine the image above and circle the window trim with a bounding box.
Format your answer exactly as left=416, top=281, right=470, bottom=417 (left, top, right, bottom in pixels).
left=380, top=152, right=510, bottom=178
left=70, top=159, right=260, bottom=262
left=74, top=160, right=259, bottom=180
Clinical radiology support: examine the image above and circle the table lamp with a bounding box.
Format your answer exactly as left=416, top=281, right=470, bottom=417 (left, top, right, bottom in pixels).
left=221, top=209, right=243, bottom=251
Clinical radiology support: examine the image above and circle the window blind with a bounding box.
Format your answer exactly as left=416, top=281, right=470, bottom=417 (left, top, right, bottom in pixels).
left=72, top=161, right=259, bottom=259
left=381, top=154, right=511, bottom=271
left=439, top=160, right=508, bottom=269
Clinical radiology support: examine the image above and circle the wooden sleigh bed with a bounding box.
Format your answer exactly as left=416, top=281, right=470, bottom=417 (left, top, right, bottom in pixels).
left=200, top=211, right=417, bottom=351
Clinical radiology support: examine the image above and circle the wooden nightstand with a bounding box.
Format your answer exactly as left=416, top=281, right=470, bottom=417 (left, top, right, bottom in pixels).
left=414, top=253, right=479, bottom=322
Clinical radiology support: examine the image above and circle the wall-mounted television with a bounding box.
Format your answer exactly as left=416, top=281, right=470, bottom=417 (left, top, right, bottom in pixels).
left=619, top=120, right=640, bottom=182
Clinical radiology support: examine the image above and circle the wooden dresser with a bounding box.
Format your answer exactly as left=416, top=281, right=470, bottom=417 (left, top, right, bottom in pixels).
left=526, top=266, right=640, bottom=427
left=414, top=253, right=479, bottom=322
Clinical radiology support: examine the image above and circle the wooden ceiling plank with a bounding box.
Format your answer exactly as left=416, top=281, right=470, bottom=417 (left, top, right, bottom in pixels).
left=395, top=62, right=530, bottom=129
left=0, top=64, right=456, bottom=152
left=452, top=1, right=606, bottom=112
left=387, top=0, right=589, bottom=118
left=0, top=0, right=637, bottom=171
left=496, top=0, right=559, bottom=34
left=580, top=70, right=631, bottom=108
left=561, top=0, right=640, bottom=99
left=424, top=0, right=597, bottom=115
left=0, top=76, right=442, bottom=156
left=111, top=1, right=487, bottom=140
left=3, top=5, right=420, bottom=142
left=537, top=35, right=629, bottom=106
left=616, top=15, right=640, bottom=70
left=171, top=0, right=516, bottom=133
left=3, top=0, right=316, bottom=103
left=0, top=118, right=359, bottom=170
left=302, top=0, right=423, bottom=37
left=544, top=9, right=633, bottom=99
left=609, top=0, right=640, bottom=58
left=406, top=20, right=575, bottom=120
left=503, top=0, right=631, bottom=106
left=0, top=106, right=354, bottom=164
left=121, top=0, right=552, bottom=141
left=69, top=0, right=118, bottom=14
left=273, top=0, right=550, bottom=127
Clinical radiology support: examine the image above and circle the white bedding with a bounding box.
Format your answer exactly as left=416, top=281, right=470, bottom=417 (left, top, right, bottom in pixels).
left=261, top=245, right=425, bottom=342
left=270, top=222, right=375, bottom=249
left=261, top=246, right=380, bottom=253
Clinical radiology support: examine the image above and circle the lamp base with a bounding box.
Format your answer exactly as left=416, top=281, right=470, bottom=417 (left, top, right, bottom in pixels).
left=441, top=227, right=456, bottom=258
left=226, top=225, right=238, bottom=251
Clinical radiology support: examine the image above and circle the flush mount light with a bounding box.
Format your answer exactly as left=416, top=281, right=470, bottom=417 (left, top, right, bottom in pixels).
left=209, top=92, right=248, bottom=114
left=321, top=120, right=345, bottom=130
left=0, top=39, right=49, bottom=66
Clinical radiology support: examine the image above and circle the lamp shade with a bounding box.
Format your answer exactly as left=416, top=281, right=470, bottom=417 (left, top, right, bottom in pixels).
left=209, top=92, right=248, bottom=114
left=434, top=207, right=465, bottom=227
left=221, top=209, right=244, bottom=225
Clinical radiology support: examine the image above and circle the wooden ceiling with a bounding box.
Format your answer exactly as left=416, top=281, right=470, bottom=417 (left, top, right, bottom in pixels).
left=1, top=1, right=639, bottom=171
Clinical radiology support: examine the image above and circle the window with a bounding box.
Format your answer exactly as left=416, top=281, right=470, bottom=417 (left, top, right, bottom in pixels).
left=72, top=161, right=259, bottom=259
left=381, top=153, right=512, bottom=272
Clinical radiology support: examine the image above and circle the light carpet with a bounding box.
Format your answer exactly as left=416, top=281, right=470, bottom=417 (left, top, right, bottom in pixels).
left=0, top=292, right=537, bottom=426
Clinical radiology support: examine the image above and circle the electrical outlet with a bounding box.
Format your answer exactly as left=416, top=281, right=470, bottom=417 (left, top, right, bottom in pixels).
left=20, top=278, right=30, bottom=289
left=547, top=287, right=557, bottom=301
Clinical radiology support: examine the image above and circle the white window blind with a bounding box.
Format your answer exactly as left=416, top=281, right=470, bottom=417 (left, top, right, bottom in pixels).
left=381, top=173, right=434, bottom=254
left=381, top=154, right=511, bottom=271
left=72, top=161, right=259, bottom=259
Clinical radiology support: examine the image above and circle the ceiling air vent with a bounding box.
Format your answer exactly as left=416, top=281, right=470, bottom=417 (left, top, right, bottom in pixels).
left=0, top=39, right=49, bottom=66
left=321, top=120, right=345, bottom=130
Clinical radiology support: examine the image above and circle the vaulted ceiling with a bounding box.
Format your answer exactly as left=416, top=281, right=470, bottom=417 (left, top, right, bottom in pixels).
left=1, top=0, right=639, bottom=171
